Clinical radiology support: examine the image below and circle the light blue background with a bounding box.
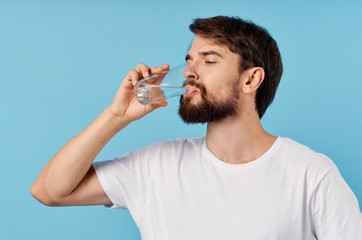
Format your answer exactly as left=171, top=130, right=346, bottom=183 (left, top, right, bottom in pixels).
left=1, top=0, right=361, bottom=239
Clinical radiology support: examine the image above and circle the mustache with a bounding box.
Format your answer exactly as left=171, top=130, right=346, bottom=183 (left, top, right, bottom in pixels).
left=183, top=80, right=203, bottom=89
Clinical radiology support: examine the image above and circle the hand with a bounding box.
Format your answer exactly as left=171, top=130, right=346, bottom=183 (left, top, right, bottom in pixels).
left=109, top=63, right=170, bottom=123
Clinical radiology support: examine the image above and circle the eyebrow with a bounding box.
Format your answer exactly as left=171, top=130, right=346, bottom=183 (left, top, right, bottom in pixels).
left=185, top=50, right=223, bottom=62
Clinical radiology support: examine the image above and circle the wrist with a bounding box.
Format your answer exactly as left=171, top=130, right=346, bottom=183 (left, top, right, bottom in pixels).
left=103, top=107, right=132, bottom=131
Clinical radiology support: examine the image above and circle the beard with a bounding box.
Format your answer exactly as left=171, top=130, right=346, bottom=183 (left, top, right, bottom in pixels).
left=178, top=80, right=240, bottom=124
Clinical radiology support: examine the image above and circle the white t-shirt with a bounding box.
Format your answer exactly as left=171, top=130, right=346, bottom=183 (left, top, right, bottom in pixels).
left=93, top=137, right=362, bottom=240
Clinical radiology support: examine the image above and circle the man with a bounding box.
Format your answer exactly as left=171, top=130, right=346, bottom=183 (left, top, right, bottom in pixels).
left=31, top=16, right=362, bottom=239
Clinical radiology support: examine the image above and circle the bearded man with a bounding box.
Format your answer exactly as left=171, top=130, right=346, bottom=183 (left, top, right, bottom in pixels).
left=31, top=16, right=362, bottom=240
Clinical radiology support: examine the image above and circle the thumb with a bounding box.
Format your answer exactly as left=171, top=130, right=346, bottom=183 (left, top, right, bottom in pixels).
left=146, top=100, right=168, bottom=112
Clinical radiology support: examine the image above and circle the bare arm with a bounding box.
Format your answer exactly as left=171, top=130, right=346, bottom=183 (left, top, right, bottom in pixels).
left=31, top=63, right=170, bottom=206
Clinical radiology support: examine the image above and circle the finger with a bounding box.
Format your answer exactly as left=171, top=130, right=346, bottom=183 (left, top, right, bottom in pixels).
left=147, top=100, right=168, bottom=111
left=150, top=66, right=168, bottom=76
left=135, top=63, right=151, bottom=79
left=161, top=100, right=168, bottom=107
left=150, top=64, right=170, bottom=74
left=160, top=64, right=170, bottom=71
left=122, top=69, right=141, bottom=88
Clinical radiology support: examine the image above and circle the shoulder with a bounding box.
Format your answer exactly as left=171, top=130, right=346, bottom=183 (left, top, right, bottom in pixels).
left=278, top=137, right=337, bottom=178
left=144, top=136, right=205, bottom=152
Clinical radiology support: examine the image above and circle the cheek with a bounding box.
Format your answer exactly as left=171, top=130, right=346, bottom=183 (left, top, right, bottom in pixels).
left=204, top=84, right=230, bottom=102
left=206, top=76, right=239, bottom=97
left=200, top=65, right=240, bottom=96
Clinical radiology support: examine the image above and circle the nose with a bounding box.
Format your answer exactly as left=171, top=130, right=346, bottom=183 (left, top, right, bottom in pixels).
left=183, top=65, right=199, bottom=81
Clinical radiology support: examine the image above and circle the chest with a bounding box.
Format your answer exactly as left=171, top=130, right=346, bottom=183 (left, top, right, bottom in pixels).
left=144, top=164, right=308, bottom=239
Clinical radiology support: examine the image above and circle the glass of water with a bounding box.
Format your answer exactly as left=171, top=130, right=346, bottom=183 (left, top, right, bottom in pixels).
left=134, top=63, right=188, bottom=105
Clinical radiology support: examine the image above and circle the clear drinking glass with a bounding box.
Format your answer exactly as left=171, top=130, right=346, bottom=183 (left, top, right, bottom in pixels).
left=134, top=63, right=188, bottom=105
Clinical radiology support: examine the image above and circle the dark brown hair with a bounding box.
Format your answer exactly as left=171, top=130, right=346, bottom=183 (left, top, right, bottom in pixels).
left=189, top=16, right=283, bottom=119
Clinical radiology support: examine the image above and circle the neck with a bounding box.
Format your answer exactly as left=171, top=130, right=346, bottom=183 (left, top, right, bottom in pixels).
left=205, top=111, right=276, bottom=164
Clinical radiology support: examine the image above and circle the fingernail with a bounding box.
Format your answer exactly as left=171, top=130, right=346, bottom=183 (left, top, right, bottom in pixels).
left=144, top=71, right=150, bottom=78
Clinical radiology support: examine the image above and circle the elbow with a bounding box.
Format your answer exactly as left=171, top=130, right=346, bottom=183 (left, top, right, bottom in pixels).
left=30, top=183, right=58, bottom=207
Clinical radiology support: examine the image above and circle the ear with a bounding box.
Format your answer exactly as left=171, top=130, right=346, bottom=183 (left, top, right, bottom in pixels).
left=242, top=67, right=265, bottom=94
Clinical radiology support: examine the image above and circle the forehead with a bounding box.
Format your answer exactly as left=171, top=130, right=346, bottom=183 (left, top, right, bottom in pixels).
left=188, top=35, right=231, bottom=56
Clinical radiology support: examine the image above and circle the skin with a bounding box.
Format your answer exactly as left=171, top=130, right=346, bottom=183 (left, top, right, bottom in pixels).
left=30, top=35, right=276, bottom=207
left=184, top=36, right=277, bottom=164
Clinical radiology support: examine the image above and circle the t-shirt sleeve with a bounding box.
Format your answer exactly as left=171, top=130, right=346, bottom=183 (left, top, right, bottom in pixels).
left=310, top=167, right=362, bottom=239
left=93, top=142, right=159, bottom=217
